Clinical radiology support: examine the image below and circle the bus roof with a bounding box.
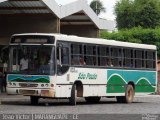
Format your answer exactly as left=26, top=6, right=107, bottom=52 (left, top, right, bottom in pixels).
left=12, top=33, right=156, bottom=50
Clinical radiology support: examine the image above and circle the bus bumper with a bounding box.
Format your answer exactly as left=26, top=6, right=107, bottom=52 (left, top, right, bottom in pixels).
left=7, top=87, right=55, bottom=97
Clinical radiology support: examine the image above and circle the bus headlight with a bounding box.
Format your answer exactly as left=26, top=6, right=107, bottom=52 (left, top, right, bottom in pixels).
left=45, top=84, right=49, bottom=87
left=51, top=84, right=54, bottom=87
left=41, top=84, right=44, bottom=87
left=9, top=82, right=12, bottom=86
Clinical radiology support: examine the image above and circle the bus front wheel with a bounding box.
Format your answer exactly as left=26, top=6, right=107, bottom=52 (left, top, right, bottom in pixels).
left=69, top=84, right=77, bottom=105
left=116, top=84, right=134, bottom=103
left=30, top=96, right=39, bottom=105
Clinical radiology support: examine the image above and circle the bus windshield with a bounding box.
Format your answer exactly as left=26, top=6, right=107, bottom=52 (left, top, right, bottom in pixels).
left=9, top=45, right=55, bottom=75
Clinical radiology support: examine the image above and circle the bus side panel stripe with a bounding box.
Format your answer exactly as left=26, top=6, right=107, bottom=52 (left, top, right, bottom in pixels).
left=107, top=70, right=156, bottom=94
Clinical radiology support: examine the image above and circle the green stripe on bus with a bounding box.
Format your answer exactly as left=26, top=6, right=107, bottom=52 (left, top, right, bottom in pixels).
left=107, top=74, right=155, bottom=93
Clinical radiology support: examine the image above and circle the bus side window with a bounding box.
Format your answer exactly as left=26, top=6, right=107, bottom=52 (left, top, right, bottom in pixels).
left=84, top=45, right=97, bottom=66
left=146, top=51, right=155, bottom=69
left=111, top=47, right=120, bottom=67
left=123, top=49, right=133, bottom=68
left=61, top=47, right=69, bottom=65
left=56, top=43, right=70, bottom=75
left=135, top=50, right=142, bottom=68
left=71, top=43, right=84, bottom=66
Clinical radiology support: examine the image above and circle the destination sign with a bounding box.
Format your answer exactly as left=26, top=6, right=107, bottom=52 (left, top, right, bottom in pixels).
left=11, top=35, right=55, bottom=44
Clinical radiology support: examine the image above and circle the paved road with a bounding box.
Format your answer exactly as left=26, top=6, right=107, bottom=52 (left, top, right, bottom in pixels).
left=0, top=95, right=160, bottom=120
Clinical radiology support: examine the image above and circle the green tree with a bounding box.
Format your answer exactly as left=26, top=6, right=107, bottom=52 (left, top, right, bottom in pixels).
left=115, top=0, right=160, bottom=29
left=90, top=0, right=106, bottom=15
left=100, top=27, right=160, bottom=58
left=115, top=0, right=135, bottom=29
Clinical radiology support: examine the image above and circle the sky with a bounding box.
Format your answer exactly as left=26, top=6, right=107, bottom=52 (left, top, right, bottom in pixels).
left=55, top=0, right=119, bottom=21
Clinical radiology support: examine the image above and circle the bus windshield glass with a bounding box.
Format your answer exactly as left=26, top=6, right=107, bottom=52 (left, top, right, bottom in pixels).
left=9, top=45, right=55, bottom=75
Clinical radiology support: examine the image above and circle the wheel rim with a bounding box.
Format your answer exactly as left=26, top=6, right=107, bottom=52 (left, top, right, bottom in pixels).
left=127, top=87, right=133, bottom=102
left=75, top=89, right=77, bottom=97
left=75, top=89, right=77, bottom=104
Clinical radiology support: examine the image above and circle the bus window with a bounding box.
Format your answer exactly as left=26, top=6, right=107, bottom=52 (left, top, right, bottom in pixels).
left=111, top=47, right=122, bottom=67
left=84, top=45, right=97, bottom=66
left=123, top=49, right=134, bottom=68
left=61, top=47, right=69, bottom=65
left=98, top=46, right=110, bottom=66
left=142, top=51, right=145, bottom=68
left=57, top=42, right=70, bottom=75
left=71, top=44, right=83, bottom=66
left=71, top=55, right=79, bottom=65
left=146, top=51, right=156, bottom=69
left=10, top=46, right=54, bottom=75
left=135, top=50, right=142, bottom=68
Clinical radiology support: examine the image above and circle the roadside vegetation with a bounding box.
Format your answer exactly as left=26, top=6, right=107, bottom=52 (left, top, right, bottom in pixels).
left=100, top=27, right=160, bottom=58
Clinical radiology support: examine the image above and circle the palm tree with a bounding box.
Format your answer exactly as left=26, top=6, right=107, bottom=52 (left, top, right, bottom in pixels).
left=90, top=0, right=106, bottom=15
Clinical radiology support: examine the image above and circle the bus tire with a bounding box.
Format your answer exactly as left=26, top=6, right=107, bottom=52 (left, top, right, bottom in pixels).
left=69, top=84, right=77, bottom=105
left=125, top=84, right=134, bottom=103
left=85, top=97, right=101, bottom=103
left=30, top=96, right=39, bottom=105
left=116, top=84, right=134, bottom=103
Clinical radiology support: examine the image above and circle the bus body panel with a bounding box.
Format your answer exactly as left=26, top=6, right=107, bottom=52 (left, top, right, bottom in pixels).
left=7, top=68, right=157, bottom=98
left=107, top=69, right=156, bottom=95
left=55, top=68, right=156, bottom=98
left=7, top=74, right=56, bottom=97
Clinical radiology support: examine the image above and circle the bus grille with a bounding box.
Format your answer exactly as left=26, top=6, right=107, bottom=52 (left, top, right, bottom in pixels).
left=19, top=90, right=36, bottom=95
left=19, top=83, right=38, bottom=87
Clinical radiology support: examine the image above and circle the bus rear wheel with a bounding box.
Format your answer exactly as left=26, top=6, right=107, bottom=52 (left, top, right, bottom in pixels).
left=69, top=84, right=77, bottom=105
left=30, top=96, right=39, bottom=105
left=85, top=97, right=101, bottom=103
left=116, top=84, right=134, bottom=103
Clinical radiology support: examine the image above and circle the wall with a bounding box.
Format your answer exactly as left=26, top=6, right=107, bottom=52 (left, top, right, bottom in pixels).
left=60, top=25, right=99, bottom=38
left=0, top=15, right=59, bottom=45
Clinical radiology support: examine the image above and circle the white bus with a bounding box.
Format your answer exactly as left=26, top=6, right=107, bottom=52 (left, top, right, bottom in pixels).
left=7, top=33, right=157, bottom=105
